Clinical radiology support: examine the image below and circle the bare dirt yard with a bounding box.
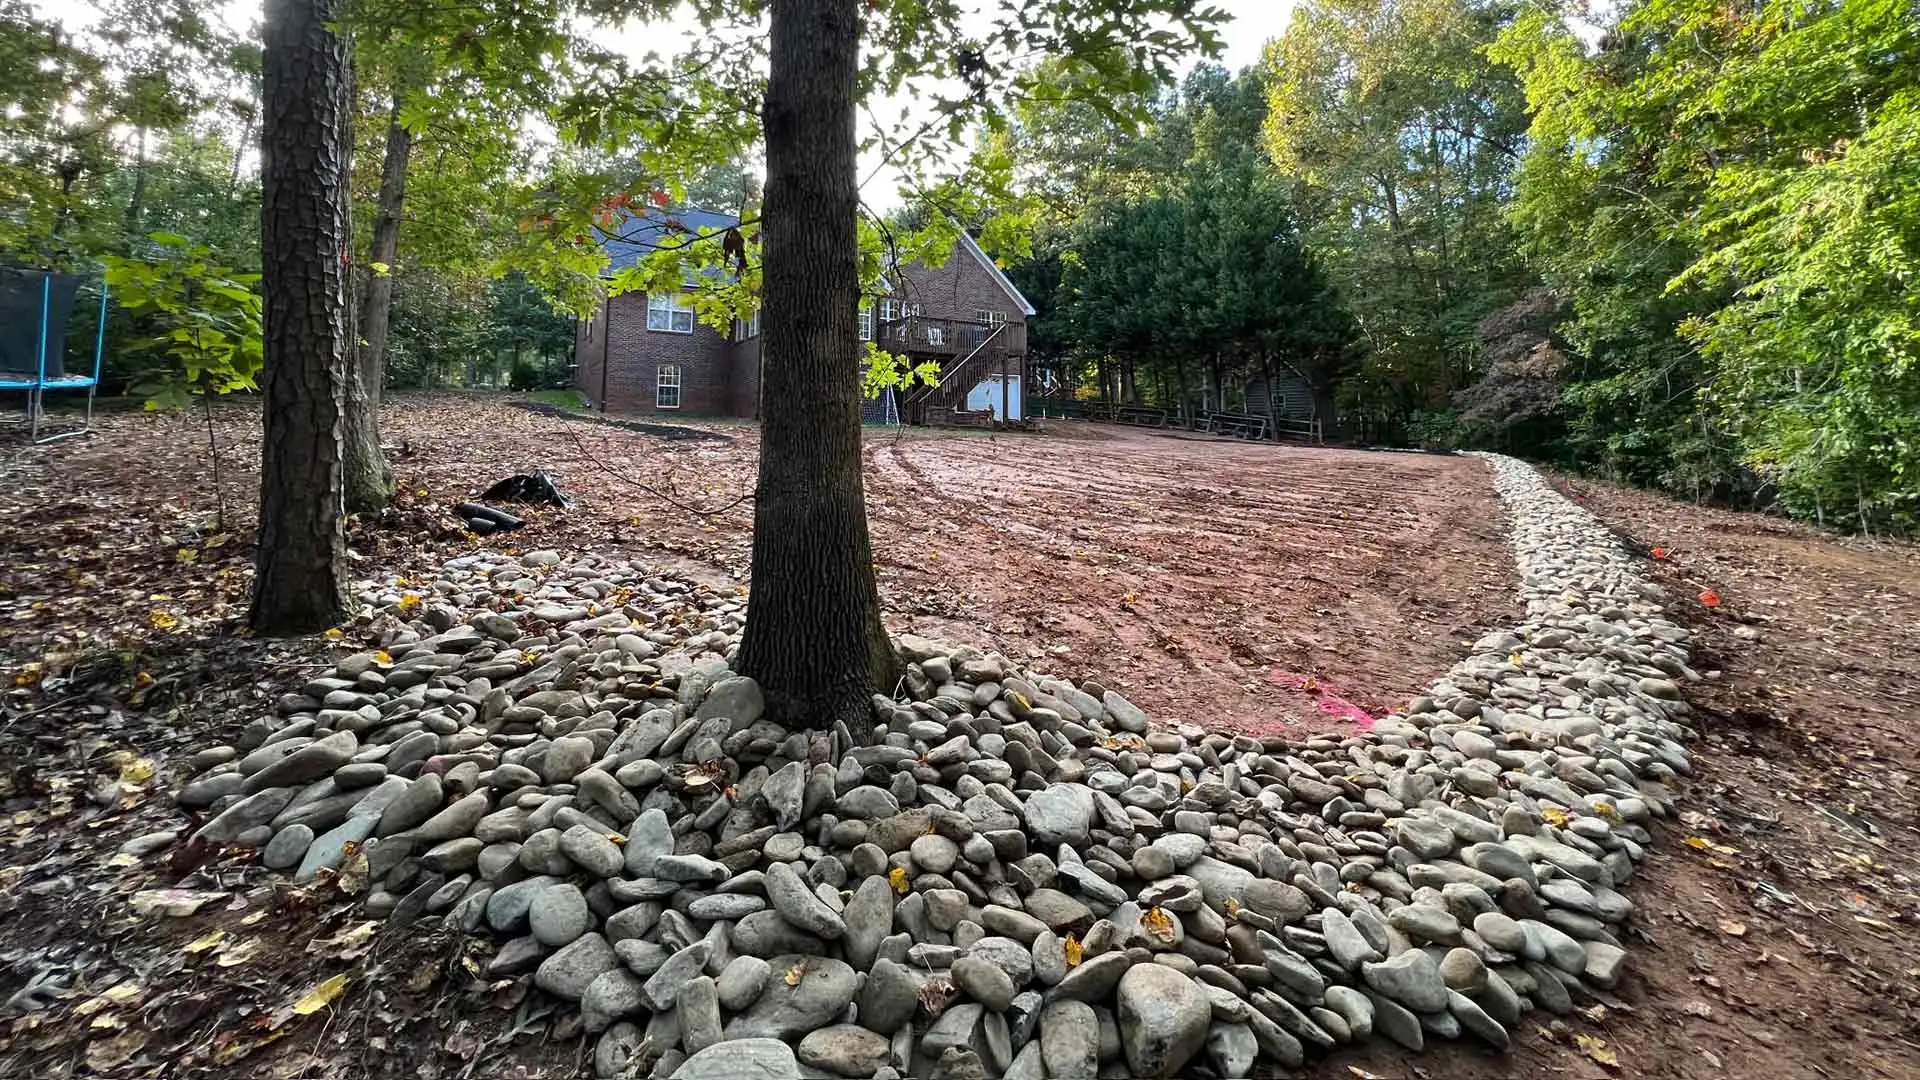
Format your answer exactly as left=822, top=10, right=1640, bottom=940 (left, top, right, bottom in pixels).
left=1, top=393, right=1915, bottom=1079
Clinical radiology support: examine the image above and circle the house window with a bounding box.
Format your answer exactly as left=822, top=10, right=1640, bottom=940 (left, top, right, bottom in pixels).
left=735, top=309, right=761, bottom=340
left=647, top=293, right=694, bottom=333
left=973, top=309, right=1007, bottom=326
left=877, top=298, right=908, bottom=324
left=657, top=364, right=682, bottom=409
left=858, top=305, right=873, bottom=341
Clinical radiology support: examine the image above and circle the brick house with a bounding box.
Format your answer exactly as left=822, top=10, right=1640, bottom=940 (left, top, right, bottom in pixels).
left=572, top=210, right=1035, bottom=423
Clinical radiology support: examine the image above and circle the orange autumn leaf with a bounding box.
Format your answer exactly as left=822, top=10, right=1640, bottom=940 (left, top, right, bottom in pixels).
left=1651, top=547, right=1669, bottom=560
left=1699, top=587, right=1721, bottom=608
left=1141, top=907, right=1177, bottom=943
left=1063, top=933, right=1083, bottom=967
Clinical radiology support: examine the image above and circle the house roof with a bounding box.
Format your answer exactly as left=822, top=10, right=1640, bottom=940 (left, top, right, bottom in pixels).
left=600, top=208, right=741, bottom=273
left=597, top=209, right=1037, bottom=317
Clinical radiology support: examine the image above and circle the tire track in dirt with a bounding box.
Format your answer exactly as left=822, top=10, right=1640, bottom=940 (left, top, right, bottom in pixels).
left=862, top=425, right=1515, bottom=736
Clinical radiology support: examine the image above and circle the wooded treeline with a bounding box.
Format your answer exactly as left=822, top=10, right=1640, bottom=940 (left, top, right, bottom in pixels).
left=1008, top=0, right=1919, bottom=533
left=0, top=0, right=575, bottom=405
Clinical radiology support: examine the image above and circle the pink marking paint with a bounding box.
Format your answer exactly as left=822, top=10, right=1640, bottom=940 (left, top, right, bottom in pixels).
left=1265, top=670, right=1377, bottom=733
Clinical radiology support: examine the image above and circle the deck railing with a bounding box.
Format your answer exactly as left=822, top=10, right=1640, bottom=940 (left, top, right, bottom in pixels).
left=875, top=314, right=1027, bottom=357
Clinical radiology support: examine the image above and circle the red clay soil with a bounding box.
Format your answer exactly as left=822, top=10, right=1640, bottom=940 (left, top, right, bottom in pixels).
left=3, top=397, right=1514, bottom=735
left=863, top=424, right=1516, bottom=736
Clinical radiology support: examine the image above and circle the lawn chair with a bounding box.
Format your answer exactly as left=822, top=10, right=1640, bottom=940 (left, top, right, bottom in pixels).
left=1, top=268, right=108, bottom=444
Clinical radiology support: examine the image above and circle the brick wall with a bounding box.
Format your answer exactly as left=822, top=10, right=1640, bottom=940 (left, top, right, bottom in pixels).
left=577, top=291, right=746, bottom=416
left=571, top=236, right=1030, bottom=420
left=891, top=240, right=1029, bottom=332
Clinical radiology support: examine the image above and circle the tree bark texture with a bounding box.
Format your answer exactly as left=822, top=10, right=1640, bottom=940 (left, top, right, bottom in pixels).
left=343, top=97, right=410, bottom=512
left=251, top=0, right=352, bottom=635
left=735, top=0, right=895, bottom=732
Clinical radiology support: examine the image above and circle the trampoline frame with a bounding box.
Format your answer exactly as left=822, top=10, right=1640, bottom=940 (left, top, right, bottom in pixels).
left=1, top=273, right=108, bottom=444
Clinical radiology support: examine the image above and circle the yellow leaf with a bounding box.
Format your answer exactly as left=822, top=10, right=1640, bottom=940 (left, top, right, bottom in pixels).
left=1223, top=897, right=1242, bottom=920
left=372, top=650, right=392, bottom=665
left=183, top=930, right=226, bottom=955
left=176, top=547, right=198, bottom=563
left=1574, top=1033, right=1619, bottom=1069
left=291, top=974, right=348, bottom=1016
left=888, top=867, right=910, bottom=895
left=606, top=832, right=627, bottom=846
left=1542, top=806, right=1569, bottom=828
left=118, top=759, right=156, bottom=785
left=132, top=671, right=154, bottom=690
left=396, top=594, right=422, bottom=613
left=1009, top=691, right=1030, bottom=710
left=1063, top=933, right=1083, bottom=968
left=783, top=962, right=805, bottom=987
left=324, top=627, right=344, bottom=641
left=1593, top=800, right=1620, bottom=822
left=149, top=609, right=179, bottom=631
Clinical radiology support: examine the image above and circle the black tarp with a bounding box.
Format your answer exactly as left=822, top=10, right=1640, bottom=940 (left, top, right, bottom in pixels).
left=0, top=269, right=82, bottom=377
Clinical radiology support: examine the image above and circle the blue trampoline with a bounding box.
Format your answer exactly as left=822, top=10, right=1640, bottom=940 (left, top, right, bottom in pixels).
left=1, top=269, right=108, bottom=443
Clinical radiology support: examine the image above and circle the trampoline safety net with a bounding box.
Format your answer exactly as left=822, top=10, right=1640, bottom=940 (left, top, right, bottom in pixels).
left=0, top=268, right=84, bottom=376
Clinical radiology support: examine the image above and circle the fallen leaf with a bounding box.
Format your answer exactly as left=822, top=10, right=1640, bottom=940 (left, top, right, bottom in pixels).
left=1063, top=933, right=1083, bottom=968
left=887, top=867, right=909, bottom=895
left=131, top=889, right=226, bottom=917
left=336, top=847, right=370, bottom=894
left=216, top=939, right=263, bottom=967
left=85, top=1030, right=148, bottom=1071
left=783, top=961, right=806, bottom=987
left=71, top=982, right=144, bottom=1017
left=183, top=929, right=227, bottom=955
left=290, top=973, right=348, bottom=1016
left=1141, top=906, right=1177, bottom=943
left=1575, top=1032, right=1620, bottom=1069
left=118, top=758, right=156, bottom=785
left=1699, top=587, right=1721, bottom=608
left=1717, top=919, right=1747, bottom=937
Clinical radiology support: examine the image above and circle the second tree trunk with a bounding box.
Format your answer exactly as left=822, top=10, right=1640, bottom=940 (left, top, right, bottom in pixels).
left=344, top=98, right=411, bottom=512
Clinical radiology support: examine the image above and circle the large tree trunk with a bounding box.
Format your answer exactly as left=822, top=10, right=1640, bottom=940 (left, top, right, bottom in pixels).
left=251, top=0, right=352, bottom=635
left=735, top=0, right=894, bottom=732
left=343, top=96, right=410, bottom=512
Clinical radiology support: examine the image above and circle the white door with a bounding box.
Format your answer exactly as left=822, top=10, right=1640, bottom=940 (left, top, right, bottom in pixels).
left=967, top=375, right=1023, bottom=421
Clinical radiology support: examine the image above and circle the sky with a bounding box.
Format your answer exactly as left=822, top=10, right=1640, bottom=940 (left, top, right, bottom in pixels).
left=32, top=0, right=1300, bottom=206
left=1211, top=0, right=1298, bottom=73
